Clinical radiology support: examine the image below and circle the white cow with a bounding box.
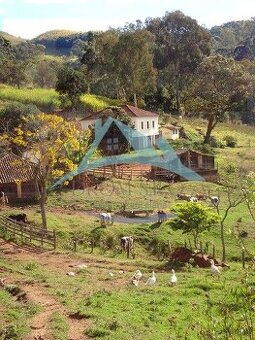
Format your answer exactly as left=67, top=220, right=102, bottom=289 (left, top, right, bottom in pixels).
left=100, top=212, right=113, bottom=226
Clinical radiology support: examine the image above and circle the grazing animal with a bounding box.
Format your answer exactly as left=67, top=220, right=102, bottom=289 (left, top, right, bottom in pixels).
left=8, top=213, right=28, bottom=223
left=132, top=270, right=142, bottom=281
left=145, top=271, right=156, bottom=286
left=195, top=193, right=207, bottom=201
left=170, top=269, right=177, bottom=285
left=176, top=193, right=191, bottom=201
left=189, top=196, right=198, bottom=203
left=210, top=196, right=219, bottom=206
left=108, top=272, right=114, bottom=277
left=120, top=236, right=134, bottom=253
left=100, top=212, right=113, bottom=226
left=210, top=260, right=221, bottom=275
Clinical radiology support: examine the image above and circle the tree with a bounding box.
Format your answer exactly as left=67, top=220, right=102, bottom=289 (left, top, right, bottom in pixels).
left=169, top=202, right=218, bottom=248
left=56, top=67, right=87, bottom=109
left=146, top=11, right=211, bottom=113
left=0, top=102, right=40, bottom=133
left=114, top=29, right=156, bottom=106
left=185, top=55, right=253, bottom=144
left=1, top=113, right=82, bottom=229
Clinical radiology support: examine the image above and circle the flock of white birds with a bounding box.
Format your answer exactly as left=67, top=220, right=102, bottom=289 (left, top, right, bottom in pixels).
left=130, top=261, right=221, bottom=287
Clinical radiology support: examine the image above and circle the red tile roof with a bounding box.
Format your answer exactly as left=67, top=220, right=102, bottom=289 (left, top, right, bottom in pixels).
left=0, top=153, right=36, bottom=184
left=80, top=105, right=158, bottom=121
left=121, top=105, right=158, bottom=117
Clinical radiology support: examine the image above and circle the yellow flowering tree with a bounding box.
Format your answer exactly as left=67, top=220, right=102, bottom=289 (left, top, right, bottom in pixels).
left=1, top=113, right=82, bottom=229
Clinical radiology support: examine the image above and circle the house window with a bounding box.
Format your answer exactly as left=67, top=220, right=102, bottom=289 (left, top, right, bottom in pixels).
left=141, top=122, right=144, bottom=129
left=173, top=129, right=178, bottom=135
left=147, top=121, right=149, bottom=129
left=152, top=121, right=155, bottom=129
left=106, top=137, right=119, bottom=151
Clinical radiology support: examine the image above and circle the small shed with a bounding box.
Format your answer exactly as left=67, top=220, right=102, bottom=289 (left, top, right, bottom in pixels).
left=0, top=153, right=38, bottom=201
left=167, top=125, right=181, bottom=140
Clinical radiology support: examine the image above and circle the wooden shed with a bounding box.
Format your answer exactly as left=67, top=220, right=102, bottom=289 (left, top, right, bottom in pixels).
left=0, top=153, right=38, bottom=201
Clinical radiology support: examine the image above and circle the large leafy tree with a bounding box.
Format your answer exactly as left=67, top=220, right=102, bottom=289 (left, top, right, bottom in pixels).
left=1, top=113, right=82, bottom=229
left=185, top=55, right=253, bottom=144
left=113, top=28, right=156, bottom=106
left=56, top=67, right=87, bottom=109
left=146, top=11, right=211, bottom=113
left=169, top=202, right=219, bottom=248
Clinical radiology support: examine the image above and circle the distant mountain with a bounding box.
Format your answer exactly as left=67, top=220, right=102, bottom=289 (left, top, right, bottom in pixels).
left=31, top=29, right=90, bottom=56
left=210, top=19, right=255, bottom=60
left=0, top=31, right=26, bottom=44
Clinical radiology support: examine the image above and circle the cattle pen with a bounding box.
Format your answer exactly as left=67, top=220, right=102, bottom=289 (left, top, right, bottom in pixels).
left=0, top=214, right=56, bottom=250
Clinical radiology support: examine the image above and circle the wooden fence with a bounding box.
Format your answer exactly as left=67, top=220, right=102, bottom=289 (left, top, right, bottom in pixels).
left=88, top=164, right=152, bottom=179
left=0, top=215, right=56, bottom=250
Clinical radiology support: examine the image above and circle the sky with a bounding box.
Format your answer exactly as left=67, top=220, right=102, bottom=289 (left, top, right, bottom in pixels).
left=0, top=0, right=255, bottom=39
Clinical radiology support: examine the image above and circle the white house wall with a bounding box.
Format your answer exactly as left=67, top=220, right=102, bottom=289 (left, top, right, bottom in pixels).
left=131, top=117, right=159, bottom=136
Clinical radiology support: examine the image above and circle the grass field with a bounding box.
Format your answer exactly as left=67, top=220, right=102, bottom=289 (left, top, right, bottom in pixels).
left=1, top=115, right=255, bottom=338
left=0, top=85, right=122, bottom=112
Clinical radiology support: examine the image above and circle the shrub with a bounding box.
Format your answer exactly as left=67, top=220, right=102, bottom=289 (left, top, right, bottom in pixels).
left=223, top=135, right=237, bottom=148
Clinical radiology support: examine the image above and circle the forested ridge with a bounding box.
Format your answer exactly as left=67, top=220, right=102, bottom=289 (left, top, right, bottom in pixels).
left=1, top=11, right=255, bottom=136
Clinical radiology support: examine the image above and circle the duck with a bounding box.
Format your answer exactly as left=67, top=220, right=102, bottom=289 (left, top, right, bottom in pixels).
left=145, top=271, right=156, bottom=285
left=170, top=269, right=177, bottom=285
left=132, top=270, right=142, bottom=281
left=210, top=260, right=221, bottom=275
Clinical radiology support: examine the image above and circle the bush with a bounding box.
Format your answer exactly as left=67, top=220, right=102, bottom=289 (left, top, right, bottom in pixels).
left=223, top=135, right=237, bottom=148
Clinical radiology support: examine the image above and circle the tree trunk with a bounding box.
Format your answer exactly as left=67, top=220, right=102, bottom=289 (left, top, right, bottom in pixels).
left=204, top=117, right=215, bottom=144
left=133, top=93, right=138, bottom=107
left=175, top=73, right=181, bottom=113
left=40, top=181, right=48, bottom=230
left=220, top=221, right=226, bottom=262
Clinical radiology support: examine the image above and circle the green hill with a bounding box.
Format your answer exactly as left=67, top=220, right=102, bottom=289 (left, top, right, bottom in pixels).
left=0, top=31, right=25, bottom=44
left=32, top=29, right=90, bottom=55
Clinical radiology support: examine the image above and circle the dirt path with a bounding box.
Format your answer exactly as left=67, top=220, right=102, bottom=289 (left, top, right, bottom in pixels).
left=0, top=243, right=92, bottom=340
left=22, top=283, right=88, bottom=340
left=0, top=241, right=135, bottom=340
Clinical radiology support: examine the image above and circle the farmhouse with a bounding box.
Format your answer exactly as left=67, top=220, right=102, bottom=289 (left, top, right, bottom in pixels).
left=80, top=104, right=159, bottom=152
left=0, top=153, right=37, bottom=201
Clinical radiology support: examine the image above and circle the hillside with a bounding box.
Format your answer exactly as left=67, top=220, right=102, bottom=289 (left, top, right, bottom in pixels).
left=0, top=31, right=25, bottom=44
left=32, top=29, right=90, bottom=55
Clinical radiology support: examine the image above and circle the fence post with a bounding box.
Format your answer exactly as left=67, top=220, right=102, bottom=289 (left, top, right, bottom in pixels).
left=53, top=230, right=56, bottom=250
left=21, top=225, right=23, bottom=244
left=30, top=225, right=32, bottom=243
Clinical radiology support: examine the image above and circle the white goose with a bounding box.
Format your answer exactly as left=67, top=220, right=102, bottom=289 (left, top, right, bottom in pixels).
left=210, top=260, right=221, bottom=275
left=170, top=269, right=177, bottom=285
left=145, top=271, right=156, bottom=286
left=132, top=270, right=142, bottom=281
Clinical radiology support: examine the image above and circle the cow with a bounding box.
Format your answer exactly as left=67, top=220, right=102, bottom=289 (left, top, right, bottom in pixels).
left=176, top=193, right=191, bottom=201
left=8, top=213, right=28, bottom=223
left=120, top=236, right=134, bottom=253
left=99, top=212, right=113, bottom=226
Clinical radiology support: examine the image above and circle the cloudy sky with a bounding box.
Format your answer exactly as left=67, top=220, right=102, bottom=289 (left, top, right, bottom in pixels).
left=0, top=0, right=255, bottom=39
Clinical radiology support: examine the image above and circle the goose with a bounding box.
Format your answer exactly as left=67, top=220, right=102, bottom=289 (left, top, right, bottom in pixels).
left=66, top=272, right=75, bottom=276
left=145, top=271, right=156, bottom=286
left=170, top=269, right=177, bottom=285
left=132, top=270, right=142, bottom=281
left=210, top=260, right=221, bottom=275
